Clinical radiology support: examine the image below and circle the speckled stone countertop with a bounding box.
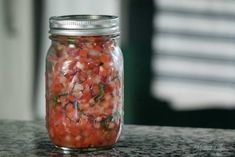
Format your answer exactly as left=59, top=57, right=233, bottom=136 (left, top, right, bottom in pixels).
left=1, top=120, right=235, bottom=157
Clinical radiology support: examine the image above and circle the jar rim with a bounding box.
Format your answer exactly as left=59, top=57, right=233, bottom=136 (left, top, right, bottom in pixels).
left=49, top=15, right=120, bottom=36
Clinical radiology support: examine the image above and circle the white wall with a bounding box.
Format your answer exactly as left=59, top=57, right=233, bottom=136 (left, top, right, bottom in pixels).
left=36, top=0, right=121, bottom=118
left=0, top=0, right=33, bottom=120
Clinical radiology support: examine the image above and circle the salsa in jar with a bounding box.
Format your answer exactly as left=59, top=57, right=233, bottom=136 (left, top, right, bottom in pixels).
left=46, top=15, right=123, bottom=150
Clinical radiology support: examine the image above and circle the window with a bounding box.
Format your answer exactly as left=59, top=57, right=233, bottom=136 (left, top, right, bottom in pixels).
left=152, top=0, right=235, bottom=110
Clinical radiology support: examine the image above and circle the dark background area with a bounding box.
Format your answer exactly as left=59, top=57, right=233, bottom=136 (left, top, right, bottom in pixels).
left=123, top=0, right=235, bottom=129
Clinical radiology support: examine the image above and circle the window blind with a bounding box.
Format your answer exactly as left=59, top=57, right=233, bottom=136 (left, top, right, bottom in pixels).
left=152, top=0, right=235, bottom=110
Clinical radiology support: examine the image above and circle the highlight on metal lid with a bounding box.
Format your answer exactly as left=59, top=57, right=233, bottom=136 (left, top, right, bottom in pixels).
left=49, top=15, right=120, bottom=36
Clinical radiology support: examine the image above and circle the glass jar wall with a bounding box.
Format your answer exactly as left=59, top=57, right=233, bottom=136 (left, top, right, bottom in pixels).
left=45, top=15, right=123, bottom=150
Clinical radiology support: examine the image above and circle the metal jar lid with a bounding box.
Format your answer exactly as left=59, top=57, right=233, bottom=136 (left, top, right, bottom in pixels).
left=49, top=15, right=120, bottom=36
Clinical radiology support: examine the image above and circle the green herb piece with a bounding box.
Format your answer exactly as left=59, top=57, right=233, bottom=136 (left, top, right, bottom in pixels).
left=53, top=96, right=58, bottom=108
left=100, top=120, right=108, bottom=129
left=100, top=115, right=113, bottom=129
left=58, top=93, right=68, bottom=97
left=106, top=115, right=113, bottom=122
left=68, top=38, right=77, bottom=45
left=94, top=83, right=105, bottom=102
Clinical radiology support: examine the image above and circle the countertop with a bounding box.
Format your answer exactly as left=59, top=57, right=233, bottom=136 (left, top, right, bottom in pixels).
left=1, top=120, right=235, bottom=157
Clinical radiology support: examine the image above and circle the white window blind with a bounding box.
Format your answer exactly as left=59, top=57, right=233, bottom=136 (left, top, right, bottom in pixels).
left=152, top=0, right=235, bottom=110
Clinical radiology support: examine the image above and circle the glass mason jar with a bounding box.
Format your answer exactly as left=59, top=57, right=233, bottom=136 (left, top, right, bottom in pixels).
left=45, top=15, right=123, bottom=150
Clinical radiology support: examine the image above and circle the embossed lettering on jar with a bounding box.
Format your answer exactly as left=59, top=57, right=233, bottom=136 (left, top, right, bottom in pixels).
left=45, top=15, right=124, bottom=150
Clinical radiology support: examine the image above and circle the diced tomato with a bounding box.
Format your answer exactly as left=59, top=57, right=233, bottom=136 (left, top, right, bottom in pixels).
left=54, top=123, right=66, bottom=136
left=80, top=57, right=88, bottom=64
left=104, top=84, right=113, bottom=93
left=79, top=49, right=88, bottom=58
left=91, top=84, right=99, bottom=97
left=100, top=54, right=111, bottom=63
left=68, top=60, right=77, bottom=70
left=87, top=59, right=99, bottom=69
left=94, top=45, right=103, bottom=52
left=93, top=67, right=99, bottom=75
left=81, top=92, right=91, bottom=103
left=68, top=95, right=75, bottom=102
left=76, top=70, right=87, bottom=82
left=54, top=62, right=61, bottom=73
left=55, top=49, right=64, bottom=58
left=69, top=123, right=80, bottom=136
left=46, top=35, right=122, bottom=149
left=99, top=66, right=108, bottom=78
left=52, top=78, right=63, bottom=95
left=53, top=106, right=63, bottom=122
left=67, top=48, right=79, bottom=56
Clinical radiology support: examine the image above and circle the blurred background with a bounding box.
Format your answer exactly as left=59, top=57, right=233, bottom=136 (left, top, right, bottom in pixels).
left=1, top=0, right=235, bottom=129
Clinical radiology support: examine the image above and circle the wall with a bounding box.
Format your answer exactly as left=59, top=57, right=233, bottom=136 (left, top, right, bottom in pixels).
left=0, top=0, right=33, bottom=120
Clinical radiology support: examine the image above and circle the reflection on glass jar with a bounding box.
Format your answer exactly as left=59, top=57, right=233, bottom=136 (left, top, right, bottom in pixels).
left=45, top=15, right=123, bottom=150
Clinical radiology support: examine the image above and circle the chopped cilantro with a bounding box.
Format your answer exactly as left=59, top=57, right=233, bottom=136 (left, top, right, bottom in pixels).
left=95, top=83, right=105, bottom=102
left=100, top=115, right=113, bottom=129
left=58, top=93, right=68, bottom=97
left=53, top=96, right=58, bottom=108
left=68, top=38, right=77, bottom=45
